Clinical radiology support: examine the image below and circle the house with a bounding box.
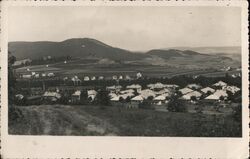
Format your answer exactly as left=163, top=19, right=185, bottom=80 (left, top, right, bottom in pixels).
left=165, top=84, right=179, bottom=89
left=71, top=77, right=81, bottom=85
left=119, top=75, right=123, bottom=80
left=126, top=84, right=142, bottom=92
left=110, top=96, right=120, bottom=102
left=72, top=90, right=81, bottom=102
left=106, top=85, right=122, bottom=93
left=48, top=72, right=55, bottom=77
left=91, top=76, right=96, bottom=81
left=120, top=89, right=135, bottom=94
left=187, top=84, right=201, bottom=90
left=43, top=91, right=61, bottom=102
left=98, top=76, right=104, bottom=80
left=179, top=87, right=194, bottom=95
left=131, top=95, right=143, bottom=102
left=22, top=74, right=32, bottom=79
left=153, top=95, right=167, bottom=105
left=119, top=92, right=134, bottom=100
left=109, top=92, right=118, bottom=99
left=15, top=94, right=24, bottom=100
left=147, top=82, right=167, bottom=90
left=112, top=75, right=118, bottom=80
left=34, top=74, right=40, bottom=78
left=125, top=75, right=131, bottom=80
left=136, top=72, right=142, bottom=79
left=87, top=90, right=97, bottom=101
left=201, top=87, right=215, bottom=94
left=213, top=81, right=227, bottom=88
left=13, top=58, right=32, bottom=66
left=205, top=90, right=228, bottom=100
left=31, top=72, right=36, bottom=76
left=182, top=91, right=202, bottom=100
left=63, top=77, right=68, bottom=81
left=225, top=86, right=240, bottom=94
left=84, top=76, right=90, bottom=81
left=140, top=89, right=156, bottom=99
left=42, top=73, right=46, bottom=77
left=154, top=88, right=171, bottom=95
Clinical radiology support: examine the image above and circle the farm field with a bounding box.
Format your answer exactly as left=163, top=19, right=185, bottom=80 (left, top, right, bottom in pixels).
left=9, top=105, right=241, bottom=137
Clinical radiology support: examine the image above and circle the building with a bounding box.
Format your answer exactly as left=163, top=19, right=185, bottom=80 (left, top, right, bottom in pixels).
left=13, top=59, right=32, bottom=66
left=120, top=89, right=135, bottom=94
left=225, top=86, right=240, bottom=94
left=179, top=87, right=194, bottom=95
left=140, top=89, right=156, bottom=99
left=126, top=84, right=142, bottom=92
left=119, top=75, right=123, bottom=80
left=43, top=91, right=61, bottom=102
left=125, top=75, right=131, bottom=80
left=187, top=84, right=202, bottom=90
left=87, top=90, right=97, bottom=101
left=72, top=90, right=81, bottom=103
left=47, top=72, right=55, bottom=77
left=84, top=76, right=90, bottom=81
left=71, top=76, right=81, bottom=85
left=98, top=76, right=104, bottom=80
left=22, top=74, right=32, bottom=79
left=182, top=91, right=202, bottom=100
left=91, top=76, right=96, bottom=81
left=213, top=81, right=227, bottom=88
left=136, top=72, right=142, bottom=79
left=205, top=90, right=228, bottom=100
left=200, top=87, right=215, bottom=94
left=112, top=75, right=118, bottom=80
left=147, top=82, right=167, bottom=90
left=106, top=85, right=122, bottom=93
left=153, top=95, right=167, bottom=105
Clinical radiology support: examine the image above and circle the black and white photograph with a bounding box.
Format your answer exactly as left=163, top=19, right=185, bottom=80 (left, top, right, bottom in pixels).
left=6, top=5, right=245, bottom=137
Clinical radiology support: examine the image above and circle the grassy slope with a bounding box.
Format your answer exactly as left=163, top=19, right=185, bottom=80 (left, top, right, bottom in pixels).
left=9, top=105, right=241, bottom=137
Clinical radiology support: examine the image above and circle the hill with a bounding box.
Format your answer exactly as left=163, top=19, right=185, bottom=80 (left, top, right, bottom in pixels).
left=8, top=38, right=148, bottom=61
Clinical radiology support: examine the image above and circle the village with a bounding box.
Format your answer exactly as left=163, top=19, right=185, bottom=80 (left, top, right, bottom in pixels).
left=13, top=69, right=242, bottom=116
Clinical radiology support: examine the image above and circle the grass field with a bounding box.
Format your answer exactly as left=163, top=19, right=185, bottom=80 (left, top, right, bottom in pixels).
left=9, top=105, right=241, bottom=137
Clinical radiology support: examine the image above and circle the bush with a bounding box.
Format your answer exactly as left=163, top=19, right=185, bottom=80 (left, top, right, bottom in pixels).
left=167, top=96, right=187, bottom=112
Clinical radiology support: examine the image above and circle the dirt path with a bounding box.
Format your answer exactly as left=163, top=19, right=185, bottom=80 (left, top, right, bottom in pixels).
left=9, top=105, right=119, bottom=136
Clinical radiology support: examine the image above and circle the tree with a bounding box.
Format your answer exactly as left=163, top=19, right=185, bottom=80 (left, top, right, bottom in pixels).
left=96, top=88, right=110, bottom=107
left=167, top=96, right=187, bottom=112
left=219, top=96, right=225, bottom=101
left=190, top=96, right=197, bottom=101
left=80, top=90, right=88, bottom=104
left=139, top=99, right=153, bottom=109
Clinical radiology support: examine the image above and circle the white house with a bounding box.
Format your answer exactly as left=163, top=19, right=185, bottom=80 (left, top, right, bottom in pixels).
left=131, top=95, right=143, bottom=102
left=182, top=91, right=202, bottom=100
left=120, top=89, right=135, bottom=94
left=43, top=91, right=61, bottom=101
left=72, top=90, right=81, bottom=102
left=140, top=89, right=156, bottom=99
left=205, top=90, right=228, bottom=100
left=153, top=95, right=168, bottom=105
left=42, top=73, right=46, bottom=77
left=147, top=82, right=167, bottom=90
left=48, top=72, right=55, bottom=77
left=119, top=75, right=123, bottom=80
left=126, top=84, right=142, bottom=92
left=84, top=76, right=90, bottom=81
left=136, top=72, right=142, bottom=79
left=91, top=76, right=96, bottom=81
left=213, top=81, right=227, bottom=88
left=106, top=85, right=122, bottom=93
left=187, top=84, right=202, bottom=89
left=110, top=96, right=120, bottom=102
left=112, top=75, right=118, bottom=80
left=200, top=87, right=215, bottom=94
left=87, top=90, right=97, bottom=101
left=98, top=76, right=104, bottom=80
left=165, top=84, right=179, bottom=89
left=154, top=88, right=171, bottom=95
left=225, top=86, right=240, bottom=94
left=179, top=87, right=194, bottom=95
left=22, top=74, right=32, bottom=79
left=125, top=75, right=131, bottom=80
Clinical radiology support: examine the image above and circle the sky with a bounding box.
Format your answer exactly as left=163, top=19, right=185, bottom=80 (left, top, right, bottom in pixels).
left=8, top=6, right=241, bottom=51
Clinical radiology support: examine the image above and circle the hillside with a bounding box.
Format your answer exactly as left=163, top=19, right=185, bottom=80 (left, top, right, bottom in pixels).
left=8, top=38, right=148, bottom=61
left=9, top=38, right=240, bottom=69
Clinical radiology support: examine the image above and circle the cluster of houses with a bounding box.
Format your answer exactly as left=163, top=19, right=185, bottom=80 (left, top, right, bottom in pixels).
left=21, top=71, right=55, bottom=79
left=105, top=80, right=241, bottom=108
